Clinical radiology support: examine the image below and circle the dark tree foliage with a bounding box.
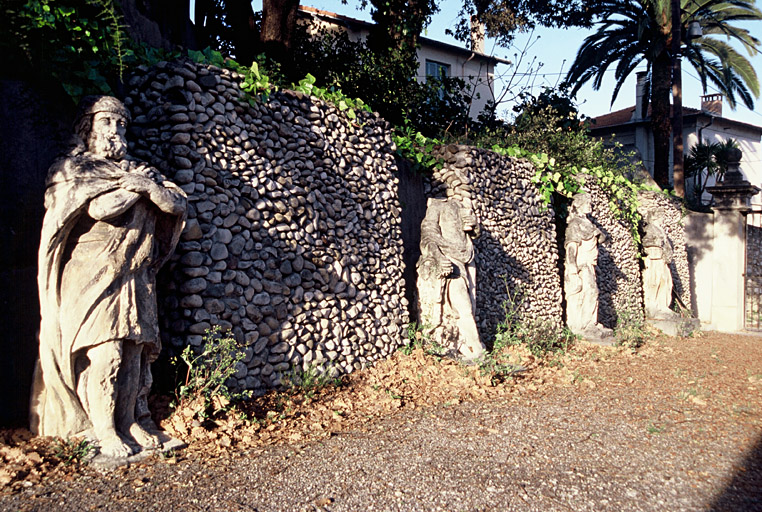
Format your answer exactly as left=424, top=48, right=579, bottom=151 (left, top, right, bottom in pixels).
left=450, top=0, right=595, bottom=48
left=291, top=25, right=472, bottom=137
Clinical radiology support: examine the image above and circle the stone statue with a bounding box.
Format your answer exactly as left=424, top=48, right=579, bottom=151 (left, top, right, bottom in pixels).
left=642, top=209, right=676, bottom=320
left=30, top=96, right=187, bottom=458
left=416, top=197, right=486, bottom=361
left=564, top=193, right=613, bottom=341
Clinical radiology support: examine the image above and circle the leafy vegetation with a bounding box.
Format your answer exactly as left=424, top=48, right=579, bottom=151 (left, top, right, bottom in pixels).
left=172, top=327, right=252, bottom=420
left=283, top=364, right=343, bottom=399
left=2, top=0, right=129, bottom=101
left=493, top=281, right=576, bottom=358
left=684, top=138, right=739, bottom=209
left=53, top=437, right=92, bottom=466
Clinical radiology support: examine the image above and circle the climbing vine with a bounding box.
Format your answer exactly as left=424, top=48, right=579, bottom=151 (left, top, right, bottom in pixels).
left=3, top=0, right=129, bottom=101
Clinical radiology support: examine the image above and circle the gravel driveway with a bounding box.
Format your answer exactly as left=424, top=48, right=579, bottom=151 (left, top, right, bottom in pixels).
left=2, top=332, right=760, bottom=511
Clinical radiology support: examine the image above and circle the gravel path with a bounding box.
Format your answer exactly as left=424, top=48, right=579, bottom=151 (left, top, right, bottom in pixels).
left=2, top=332, right=760, bottom=511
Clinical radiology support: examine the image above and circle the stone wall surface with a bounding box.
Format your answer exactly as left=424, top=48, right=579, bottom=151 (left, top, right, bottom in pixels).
left=124, top=59, right=408, bottom=392
left=586, top=181, right=644, bottom=328
left=638, top=191, right=692, bottom=311
left=426, top=146, right=563, bottom=341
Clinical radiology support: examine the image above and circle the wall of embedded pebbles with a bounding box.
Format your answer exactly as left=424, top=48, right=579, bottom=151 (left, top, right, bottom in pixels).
left=585, top=181, right=644, bottom=328
left=426, top=146, right=563, bottom=341
left=123, top=59, right=408, bottom=392
left=637, top=191, right=692, bottom=311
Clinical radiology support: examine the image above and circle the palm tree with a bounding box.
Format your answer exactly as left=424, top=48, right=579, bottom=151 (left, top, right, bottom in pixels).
left=563, top=0, right=761, bottom=189
left=684, top=138, right=739, bottom=205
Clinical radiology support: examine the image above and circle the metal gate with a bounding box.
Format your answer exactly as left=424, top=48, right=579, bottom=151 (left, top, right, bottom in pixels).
left=745, top=212, right=762, bottom=330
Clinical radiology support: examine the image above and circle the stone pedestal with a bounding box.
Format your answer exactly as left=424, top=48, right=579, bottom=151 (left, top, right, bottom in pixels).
left=706, top=148, right=759, bottom=332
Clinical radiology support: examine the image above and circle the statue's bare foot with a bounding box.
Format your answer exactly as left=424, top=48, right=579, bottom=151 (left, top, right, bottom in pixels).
left=99, top=434, right=133, bottom=458
left=129, top=423, right=160, bottom=449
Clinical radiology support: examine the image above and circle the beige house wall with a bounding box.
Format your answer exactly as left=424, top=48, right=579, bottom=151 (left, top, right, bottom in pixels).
left=415, top=46, right=496, bottom=119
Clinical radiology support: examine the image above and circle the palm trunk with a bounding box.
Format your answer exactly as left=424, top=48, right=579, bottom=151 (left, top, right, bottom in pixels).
left=651, top=50, right=672, bottom=189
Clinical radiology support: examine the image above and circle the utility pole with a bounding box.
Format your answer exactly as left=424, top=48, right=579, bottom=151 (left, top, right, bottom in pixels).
left=671, top=0, right=685, bottom=197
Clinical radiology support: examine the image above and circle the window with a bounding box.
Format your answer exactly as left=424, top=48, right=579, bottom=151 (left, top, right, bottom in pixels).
left=425, top=60, right=451, bottom=79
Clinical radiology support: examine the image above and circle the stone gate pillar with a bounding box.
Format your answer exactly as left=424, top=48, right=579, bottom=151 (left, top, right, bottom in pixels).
left=706, top=148, right=759, bottom=332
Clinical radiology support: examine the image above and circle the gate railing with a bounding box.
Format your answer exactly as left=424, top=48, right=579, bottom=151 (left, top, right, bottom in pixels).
left=745, top=212, right=762, bottom=330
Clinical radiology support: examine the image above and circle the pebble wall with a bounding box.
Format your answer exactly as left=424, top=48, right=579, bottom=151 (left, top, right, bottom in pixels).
left=427, top=145, right=563, bottom=341
left=119, top=59, right=693, bottom=395
left=124, top=59, right=408, bottom=392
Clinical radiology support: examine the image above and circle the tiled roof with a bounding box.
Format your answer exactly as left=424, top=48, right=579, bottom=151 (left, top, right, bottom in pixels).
left=591, top=105, right=702, bottom=128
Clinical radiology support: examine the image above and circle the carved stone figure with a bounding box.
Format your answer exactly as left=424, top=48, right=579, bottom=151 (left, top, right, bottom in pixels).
left=416, top=198, right=486, bottom=361
left=564, top=193, right=613, bottom=341
left=642, top=209, right=676, bottom=320
left=30, top=96, right=187, bottom=458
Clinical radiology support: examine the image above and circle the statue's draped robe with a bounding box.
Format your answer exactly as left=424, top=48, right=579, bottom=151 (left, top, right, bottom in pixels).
left=417, top=199, right=482, bottom=358
left=564, top=216, right=602, bottom=333
left=642, top=224, right=673, bottom=318
left=30, top=146, right=184, bottom=437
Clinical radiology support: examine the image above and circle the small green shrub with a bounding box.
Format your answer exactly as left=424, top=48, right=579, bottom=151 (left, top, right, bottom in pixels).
left=284, top=363, right=342, bottom=398
left=172, top=326, right=252, bottom=419
left=53, top=437, right=92, bottom=466
left=614, top=308, right=647, bottom=349
left=493, top=281, right=575, bottom=357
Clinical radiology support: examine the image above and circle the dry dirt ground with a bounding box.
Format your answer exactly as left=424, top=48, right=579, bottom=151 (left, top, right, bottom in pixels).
left=0, top=330, right=760, bottom=511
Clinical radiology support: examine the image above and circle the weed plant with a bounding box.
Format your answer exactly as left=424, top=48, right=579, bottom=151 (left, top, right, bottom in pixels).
left=53, top=437, right=91, bottom=466
left=493, top=281, right=575, bottom=358
left=172, top=326, right=252, bottom=419
left=284, top=363, right=342, bottom=399
left=614, top=308, right=647, bottom=349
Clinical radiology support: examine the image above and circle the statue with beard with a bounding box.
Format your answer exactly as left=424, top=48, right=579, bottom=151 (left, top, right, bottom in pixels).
left=30, top=96, right=187, bottom=458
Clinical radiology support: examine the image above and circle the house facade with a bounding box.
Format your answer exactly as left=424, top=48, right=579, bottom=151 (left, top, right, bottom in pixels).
left=298, top=5, right=509, bottom=119
left=589, top=72, right=762, bottom=211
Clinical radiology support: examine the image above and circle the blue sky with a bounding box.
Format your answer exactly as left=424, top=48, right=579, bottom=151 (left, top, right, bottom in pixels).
left=245, top=0, right=762, bottom=126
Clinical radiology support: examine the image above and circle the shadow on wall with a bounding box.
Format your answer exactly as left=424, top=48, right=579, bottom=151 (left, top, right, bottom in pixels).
left=396, top=158, right=426, bottom=323
left=0, top=79, right=73, bottom=426
left=594, top=225, right=627, bottom=329
left=474, top=229, right=529, bottom=346
left=684, top=211, right=716, bottom=321
left=708, top=432, right=762, bottom=511
left=121, top=62, right=409, bottom=395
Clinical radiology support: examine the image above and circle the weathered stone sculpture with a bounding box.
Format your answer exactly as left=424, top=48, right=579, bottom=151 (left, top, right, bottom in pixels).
left=564, top=193, right=613, bottom=341
left=642, top=209, right=676, bottom=320
left=417, top=198, right=486, bottom=361
left=30, top=96, right=187, bottom=458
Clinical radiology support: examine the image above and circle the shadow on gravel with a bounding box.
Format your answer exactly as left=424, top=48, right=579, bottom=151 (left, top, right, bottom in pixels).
left=709, top=432, right=762, bottom=511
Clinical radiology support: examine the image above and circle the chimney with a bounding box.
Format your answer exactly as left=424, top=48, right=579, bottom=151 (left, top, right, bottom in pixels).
left=701, top=94, right=722, bottom=116
left=633, top=71, right=648, bottom=121
left=470, top=16, right=485, bottom=53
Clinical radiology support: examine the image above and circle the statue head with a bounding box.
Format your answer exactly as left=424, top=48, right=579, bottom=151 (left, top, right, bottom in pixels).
left=643, top=208, right=666, bottom=227
left=569, top=193, right=592, bottom=217
left=73, top=96, right=130, bottom=161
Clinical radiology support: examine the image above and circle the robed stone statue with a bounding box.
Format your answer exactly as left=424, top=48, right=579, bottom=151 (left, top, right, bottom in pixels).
left=416, top=197, right=486, bottom=361
left=30, top=96, right=187, bottom=458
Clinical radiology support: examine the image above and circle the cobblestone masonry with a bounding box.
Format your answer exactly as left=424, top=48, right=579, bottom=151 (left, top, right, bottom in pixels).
left=584, top=180, right=644, bottom=329
left=124, top=59, right=408, bottom=393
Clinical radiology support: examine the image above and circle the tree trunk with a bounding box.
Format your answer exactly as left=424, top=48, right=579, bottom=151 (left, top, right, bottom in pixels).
left=260, top=0, right=300, bottom=75
left=651, top=50, right=672, bottom=190
left=225, top=0, right=259, bottom=66
left=121, top=0, right=197, bottom=50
